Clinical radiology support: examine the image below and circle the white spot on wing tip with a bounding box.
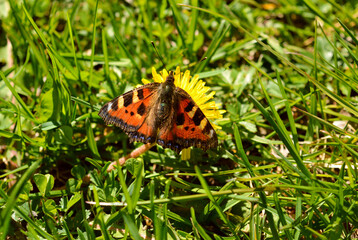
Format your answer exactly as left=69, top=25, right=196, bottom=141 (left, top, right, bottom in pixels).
left=108, top=102, right=112, bottom=110
left=209, top=129, right=214, bottom=137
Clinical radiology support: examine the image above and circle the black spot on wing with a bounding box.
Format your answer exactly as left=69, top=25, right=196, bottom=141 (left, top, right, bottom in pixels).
left=130, top=111, right=134, bottom=116
left=111, top=98, right=118, bottom=110
left=123, top=91, right=133, bottom=107
left=184, top=126, right=189, bottom=131
left=137, top=102, right=146, bottom=116
left=176, top=113, right=185, bottom=126
left=137, top=89, right=144, bottom=100
left=193, top=109, right=204, bottom=126
left=184, top=101, right=195, bottom=112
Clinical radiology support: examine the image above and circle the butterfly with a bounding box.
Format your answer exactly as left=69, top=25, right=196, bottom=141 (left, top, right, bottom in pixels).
left=98, top=71, right=218, bottom=153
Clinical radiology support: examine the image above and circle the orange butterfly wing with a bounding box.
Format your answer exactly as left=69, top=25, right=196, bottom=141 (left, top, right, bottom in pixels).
left=100, top=76, right=218, bottom=153
left=157, top=88, right=218, bottom=153
left=99, top=83, right=160, bottom=144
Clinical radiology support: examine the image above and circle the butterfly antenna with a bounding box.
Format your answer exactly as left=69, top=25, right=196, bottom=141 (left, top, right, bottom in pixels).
left=151, top=41, right=167, bottom=71
left=199, top=56, right=207, bottom=63
left=195, top=56, right=207, bottom=70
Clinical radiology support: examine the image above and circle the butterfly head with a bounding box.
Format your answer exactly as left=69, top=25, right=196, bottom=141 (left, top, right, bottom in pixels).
left=164, top=71, right=175, bottom=85
left=160, top=71, right=176, bottom=96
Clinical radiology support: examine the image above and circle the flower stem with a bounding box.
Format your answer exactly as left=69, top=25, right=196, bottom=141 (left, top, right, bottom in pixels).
left=106, top=143, right=155, bottom=171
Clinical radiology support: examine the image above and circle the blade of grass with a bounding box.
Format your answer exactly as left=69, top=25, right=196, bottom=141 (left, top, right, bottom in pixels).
left=276, top=72, right=299, bottom=150
left=62, top=221, right=75, bottom=240
left=306, top=19, right=319, bottom=143
left=234, top=124, right=256, bottom=177
left=168, top=0, right=187, bottom=50
left=80, top=191, right=96, bottom=240
left=327, top=132, right=357, bottom=187
left=337, top=18, right=358, bottom=46
left=302, top=0, right=332, bottom=27
left=71, top=96, right=99, bottom=110
left=0, top=158, right=43, bottom=239
left=305, top=226, right=328, bottom=240
left=22, top=5, right=78, bottom=79
left=195, top=166, right=240, bottom=240
left=194, top=20, right=230, bottom=73
left=138, top=1, right=152, bottom=41
left=251, top=202, right=258, bottom=240
left=102, top=30, right=115, bottom=98
left=47, top=50, right=63, bottom=123
left=8, top=1, right=48, bottom=73
left=117, top=166, right=133, bottom=214
left=202, top=181, right=235, bottom=218
left=122, top=212, right=142, bottom=240
left=130, top=159, right=144, bottom=209
left=234, top=124, right=280, bottom=239
left=273, top=192, right=294, bottom=240
left=150, top=180, right=162, bottom=239
left=1, top=71, right=37, bottom=123
left=92, top=187, right=111, bottom=240
left=88, top=0, right=99, bottom=89
left=270, top=144, right=304, bottom=180
left=109, top=11, right=140, bottom=74
left=249, top=85, right=312, bottom=182
left=186, top=0, right=198, bottom=55
left=162, top=179, right=171, bottom=237
left=327, top=168, right=344, bottom=239
left=295, top=108, right=358, bottom=139
left=66, top=12, right=87, bottom=101
left=319, top=24, right=358, bottom=79
left=85, top=118, right=100, bottom=159
left=190, top=207, right=212, bottom=239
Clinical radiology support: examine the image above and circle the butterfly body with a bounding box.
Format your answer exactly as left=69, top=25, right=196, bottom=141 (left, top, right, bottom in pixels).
left=99, top=72, right=217, bottom=153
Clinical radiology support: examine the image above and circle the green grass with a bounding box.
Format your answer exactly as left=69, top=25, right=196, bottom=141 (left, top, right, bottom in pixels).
left=1, top=0, right=358, bottom=239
